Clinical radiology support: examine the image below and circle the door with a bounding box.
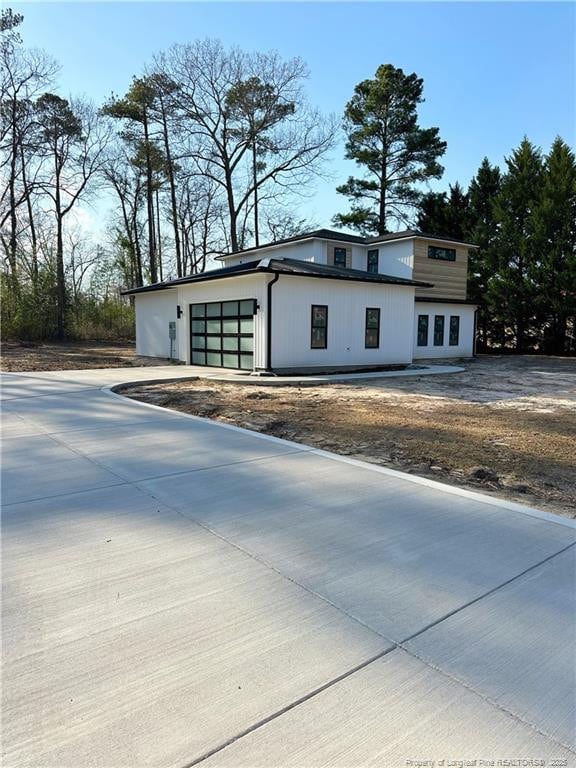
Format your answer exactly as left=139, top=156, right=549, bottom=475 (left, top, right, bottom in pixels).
left=190, top=299, right=256, bottom=370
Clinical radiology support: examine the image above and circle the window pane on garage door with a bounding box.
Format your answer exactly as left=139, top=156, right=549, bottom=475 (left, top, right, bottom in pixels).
left=190, top=300, right=255, bottom=370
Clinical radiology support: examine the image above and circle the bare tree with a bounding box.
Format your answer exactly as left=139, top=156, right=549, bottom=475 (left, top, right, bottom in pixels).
left=102, top=146, right=145, bottom=286
left=177, top=174, right=223, bottom=274
left=33, top=94, right=111, bottom=338
left=0, top=20, right=58, bottom=284
left=157, top=40, right=337, bottom=253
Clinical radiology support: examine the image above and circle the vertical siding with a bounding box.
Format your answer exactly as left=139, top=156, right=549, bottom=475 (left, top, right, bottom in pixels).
left=350, top=245, right=369, bottom=271
left=271, top=276, right=415, bottom=368
left=219, top=240, right=323, bottom=267
left=177, top=275, right=269, bottom=368
left=413, top=302, right=476, bottom=359
left=376, top=240, right=414, bottom=278
left=134, top=291, right=178, bottom=358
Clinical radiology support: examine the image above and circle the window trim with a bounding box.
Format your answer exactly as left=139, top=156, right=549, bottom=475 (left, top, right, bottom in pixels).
left=365, top=307, right=380, bottom=349
left=333, top=247, right=347, bottom=268
left=417, top=314, right=429, bottom=347
left=433, top=315, right=445, bottom=346
left=449, top=315, right=460, bottom=346
left=310, top=304, right=328, bottom=349
left=428, top=245, right=456, bottom=262
left=367, top=249, right=379, bottom=274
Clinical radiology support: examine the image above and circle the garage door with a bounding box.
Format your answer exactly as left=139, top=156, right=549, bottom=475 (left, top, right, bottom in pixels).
left=190, top=299, right=256, bottom=370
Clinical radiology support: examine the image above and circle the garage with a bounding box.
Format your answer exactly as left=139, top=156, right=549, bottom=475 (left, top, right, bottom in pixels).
left=190, top=299, right=256, bottom=370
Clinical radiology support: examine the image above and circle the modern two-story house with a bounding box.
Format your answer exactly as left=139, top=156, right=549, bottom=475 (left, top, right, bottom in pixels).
left=124, top=228, right=478, bottom=373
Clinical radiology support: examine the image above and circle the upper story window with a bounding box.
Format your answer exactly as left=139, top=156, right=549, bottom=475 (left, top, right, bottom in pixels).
left=428, top=245, right=456, bottom=262
left=367, top=249, right=379, bottom=273
left=333, top=247, right=347, bottom=268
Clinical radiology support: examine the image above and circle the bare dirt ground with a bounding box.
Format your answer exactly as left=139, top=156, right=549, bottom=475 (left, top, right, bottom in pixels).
left=123, top=356, right=576, bottom=519
left=0, top=341, right=174, bottom=372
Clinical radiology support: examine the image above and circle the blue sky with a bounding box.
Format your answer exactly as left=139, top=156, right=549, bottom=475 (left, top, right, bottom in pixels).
left=12, top=1, right=576, bottom=231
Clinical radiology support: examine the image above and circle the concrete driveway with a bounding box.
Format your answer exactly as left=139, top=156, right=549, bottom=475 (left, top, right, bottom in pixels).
left=2, top=367, right=575, bottom=767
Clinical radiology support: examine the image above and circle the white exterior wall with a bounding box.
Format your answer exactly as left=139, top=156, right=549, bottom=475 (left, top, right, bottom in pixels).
left=134, top=290, right=178, bottom=358
left=375, top=240, right=414, bottom=278
left=271, top=276, right=415, bottom=369
left=350, top=245, right=369, bottom=271
left=413, top=302, right=476, bottom=359
left=176, top=275, right=270, bottom=368
left=220, top=240, right=324, bottom=268
left=218, top=237, right=419, bottom=282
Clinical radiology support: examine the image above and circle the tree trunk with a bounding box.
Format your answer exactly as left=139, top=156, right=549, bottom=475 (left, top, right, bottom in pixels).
left=378, top=115, right=388, bottom=236
left=142, top=110, right=157, bottom=282
left=252, top=142, right=259, bottom=247
left=156, top=187, right=163, bottom=281
left=223, top=160, right=239, bottom=252
left=54, top=172, right=66, bottom=340
left=8, top=95, right=19, bottom=292
left=159, top=95, right=182, bottom=277
left=21, top=145, right=38, bottom=284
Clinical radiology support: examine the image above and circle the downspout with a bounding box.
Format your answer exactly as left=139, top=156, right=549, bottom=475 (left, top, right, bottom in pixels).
left=473, top=307, right=478, bottom=357
left=266, top=272, right=279, bottom=373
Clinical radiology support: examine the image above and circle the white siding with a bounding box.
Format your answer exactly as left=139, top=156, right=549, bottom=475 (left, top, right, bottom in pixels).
left=220, top=240, right=324, bottom=268
left=134, top=290, right=178, bottom=359
left=376, top=240, right=414, bottom=278
left=177, top=275, right=270, bottom=368
left=350, top=245, right=369, bottom=271
left=413, top=302, right=476, bottom=359
left=271, top=276, right=415, bottom=370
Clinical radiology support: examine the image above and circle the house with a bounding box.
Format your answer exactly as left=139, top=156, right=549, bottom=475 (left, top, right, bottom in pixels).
left=123, top=229, right=478, bottom=374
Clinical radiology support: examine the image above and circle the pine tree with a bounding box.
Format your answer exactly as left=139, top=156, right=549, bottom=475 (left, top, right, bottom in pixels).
left=103, top=78, right=163, bottom=283
left=531, top=138, right=576, bottom=354
left=487, top=138, right=543, bottom=351
left=333, top=64, right=446, bottom=235
left=467, top=158, right=502, bottom=349
left=417, top=183, right=470, bottom=240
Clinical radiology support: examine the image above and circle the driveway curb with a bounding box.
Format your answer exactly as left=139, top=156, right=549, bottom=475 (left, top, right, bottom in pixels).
left=104, top=382, right=576, bottom=531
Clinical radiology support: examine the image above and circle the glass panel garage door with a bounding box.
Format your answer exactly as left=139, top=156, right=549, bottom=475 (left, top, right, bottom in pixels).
left=190, top=299, right=256, bottom=370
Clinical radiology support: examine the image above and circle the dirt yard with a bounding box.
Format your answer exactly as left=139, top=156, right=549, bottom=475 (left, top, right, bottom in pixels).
left=123, top=356, right=576, bottom=519
left=0, top=341, right=174, bottom=372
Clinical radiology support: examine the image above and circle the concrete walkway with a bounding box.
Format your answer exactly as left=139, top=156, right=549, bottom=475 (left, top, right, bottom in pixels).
left=1, top=367, right=575, bottom=767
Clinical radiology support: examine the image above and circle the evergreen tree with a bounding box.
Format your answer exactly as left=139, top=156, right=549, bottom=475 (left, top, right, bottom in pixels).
left=467, top=158, right=502, bottom=349
left=417, top=182, right=470, bottom=240
left=531, top=138, right=576, bottom=354
left=103, top=78, right=163, bottom=283
left=333, top=64, right=446, bottom=235
left=416, top=191, right=450, bottom=234
left=487, top=138, right=543, bottom=351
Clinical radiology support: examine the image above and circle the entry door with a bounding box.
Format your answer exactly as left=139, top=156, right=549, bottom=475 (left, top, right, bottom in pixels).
left=190, top=299, right=256, bottom=370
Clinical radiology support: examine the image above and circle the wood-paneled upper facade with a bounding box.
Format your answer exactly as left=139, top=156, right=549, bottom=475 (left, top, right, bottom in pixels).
left=411, top=237, right=470, bottom=300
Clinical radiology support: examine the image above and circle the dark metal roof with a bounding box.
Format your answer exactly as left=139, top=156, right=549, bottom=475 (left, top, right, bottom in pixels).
left=415, top=296, right=478, bottom=305
left=121, top=256, right=433, bottom=296
left=366, top=229, right=478, bottom=247
left=121, top=259, right=263, bottom=295
left=212, top=228, right=366, bottom=260
left=272, top=258, right=432, bottom=287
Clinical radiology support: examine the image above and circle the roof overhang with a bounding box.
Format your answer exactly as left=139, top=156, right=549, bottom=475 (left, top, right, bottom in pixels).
left=122, top=258, right=433, bottom=296
left=415, top=297, right=478, bottom=306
